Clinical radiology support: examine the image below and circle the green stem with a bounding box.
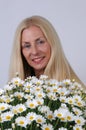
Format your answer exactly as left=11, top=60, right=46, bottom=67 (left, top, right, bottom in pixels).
left=1, top=124, right=3, bottom=130
left=54, top=118, right=59, bottom=129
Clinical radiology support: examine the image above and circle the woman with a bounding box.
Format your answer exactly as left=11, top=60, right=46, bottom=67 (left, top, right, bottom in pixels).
left=9, top=15, right=85, bottom=88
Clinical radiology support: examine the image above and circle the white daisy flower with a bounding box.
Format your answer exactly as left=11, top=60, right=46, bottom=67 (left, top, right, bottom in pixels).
left=35, top=91, right=45, bottom=99
left=24, top=82, right=33, bottom=89
left=23, top=82, right=33, bottom=93
left=35, top=79, right=43, bottom=86
left=4, top=84, right=13, bottom=91
left=73, top=95, right=82, bottom=102
left=66, top=97, right=75, bottom=105
left=0, top=103, right=10, bottom=112
left=1, top=111, right=14, bottom=122
left=63, top=78, right=71, bottom=83
left=73, top=125, right=83, bottom=130
left=4, top=96, right=13, bottom=103
left=47, top=79, right=58, bottom=86
left=76, top=100, right=85, bottom=107
left=0, top=95, right=6, bottom=102
left=74, top=116, right=85, bottom=126
left=26, top=112, right=36, bottom=123
left=38, top=106, right=50, bottom=114
left=47, top=92, right=57, bottom=100
left=41, top=123, right=54, bottom=130
left=46, top=87, right=52, bottom=93
left=54, top=107, right=69, bottom=120
left=36, top=115, right=46, bottom=124
left=15, top=116, right=27, bottom=128
left=15, top=104, right=26, bottom=114
left=30, top=76, right=39, bottom=84
left=36, top=98, right=44, bottom=105
left=34, top=86, right=42, bottom=92
left=26, top=99, right=38, bottom=109
left=58, top=87, right=69, bottom=96
left=24, top=94, right=34, bottom=100
left=73, top=82, right=82, bottom=89
left=73, top=107, right=83, bottom=116
left=11, top=77, right=24, bottom=86
left=60, top=96, right=67, bottom=103
left=66, top=112, right=74, bottom=122
left=51, top=86, right=59, bottom=93
left=12, top=106, right=18, bottom=115
left=46, top=110, right=55, bottom=120
left=14, top=92, right=24, bottom=99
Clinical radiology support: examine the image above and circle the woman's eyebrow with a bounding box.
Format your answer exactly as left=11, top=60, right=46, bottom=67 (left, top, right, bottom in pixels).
left=22, top=41, right=30, bottom=44
left=35, top=38, right=40, bottom=42
left=35, top=37, right=45, bottom=42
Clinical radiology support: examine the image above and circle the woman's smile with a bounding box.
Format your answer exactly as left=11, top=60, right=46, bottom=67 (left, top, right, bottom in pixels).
left=32, top=56, right=45, bottom=64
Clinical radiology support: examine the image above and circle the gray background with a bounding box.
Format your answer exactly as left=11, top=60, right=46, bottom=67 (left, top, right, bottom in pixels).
left=0, top=0, right=86, bottom=88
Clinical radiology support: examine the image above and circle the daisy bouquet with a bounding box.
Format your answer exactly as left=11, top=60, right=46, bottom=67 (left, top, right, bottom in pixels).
left=0, top=74, right=86, bottom=130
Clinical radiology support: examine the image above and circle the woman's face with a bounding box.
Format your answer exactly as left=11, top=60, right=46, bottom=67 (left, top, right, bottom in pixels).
left=21, top=25, right=51, bottom=76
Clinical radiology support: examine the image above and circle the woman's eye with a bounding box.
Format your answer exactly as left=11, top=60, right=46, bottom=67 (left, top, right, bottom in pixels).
left=22, top=44, right=30, bottom=49
left=37, top=40, right=45, bottom=44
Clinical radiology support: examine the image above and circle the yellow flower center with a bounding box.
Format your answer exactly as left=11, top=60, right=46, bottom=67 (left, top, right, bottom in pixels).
left=38, top=94, right=42, bottom=98
left=61, top=92, right=64, bottom=95
left=53, top=89, right=57, bottom=92
left=61, top=117, right=65, bottom=121
left=19, top=108, right=23, bottom=112
left=47, top=89, right=50, bottom=92
left=45, top=128, right=50, bottom=130
left=0, top=106, right=5, bottom=111
left=15, top=81, right=19, bottom=84
left=76, top=128, right=79, bottom=130
left=61, top=99, right=65, bottom=102
left=57, top=113, right=62, bottom=117
left=48, top=115, right=53, bottom=119
left=36, top=88, right=40, bottom=91
left=25, top=89, right=30, bottom=93
left=77, top=120, right=81, bottom=124
left=67, top=116, right=71, bottom=121
left=37, top=101, right=41, bottom=105
left=37, top=82, right=40, bottom=85
left=30, top=116, right=34, bottom=120
left=13, top=109, right=18, bottom=114
left=6, top=99, right=10, bottom=103
left=19, top=121, right=24, bottom=125
left=29, top=103, right=34, bottom=108
left=17, top=95, right=22, bottom=99
left=59, top=86, right=63, bottom=88
left=77, top=102, right=82, bottom=107
left=19, top=84, right=22, bottom=87
left=37, top=119, right=42, bottom=123
left=6, top=115, right=11, bottom=120
left=69, top=100, right=73, bottom=104
left=27, top=85, right=31, bottom=88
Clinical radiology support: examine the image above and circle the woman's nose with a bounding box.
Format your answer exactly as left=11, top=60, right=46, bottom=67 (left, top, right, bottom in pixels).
left=31, top=45, right=38, bottom=55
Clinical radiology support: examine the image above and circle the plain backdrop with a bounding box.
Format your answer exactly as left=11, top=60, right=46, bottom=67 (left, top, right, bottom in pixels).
left=0, top=0, right=86, bottom=88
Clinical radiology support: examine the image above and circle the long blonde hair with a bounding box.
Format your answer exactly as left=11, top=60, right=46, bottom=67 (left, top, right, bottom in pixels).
left=9, top=15, right=85, bottom=87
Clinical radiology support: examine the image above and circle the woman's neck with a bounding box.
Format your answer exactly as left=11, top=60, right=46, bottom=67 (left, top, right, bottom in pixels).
left=35, top=69, right=44, bottom=78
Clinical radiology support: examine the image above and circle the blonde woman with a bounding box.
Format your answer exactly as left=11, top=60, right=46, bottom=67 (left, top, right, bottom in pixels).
left=9, top=15, right=85, bottom=88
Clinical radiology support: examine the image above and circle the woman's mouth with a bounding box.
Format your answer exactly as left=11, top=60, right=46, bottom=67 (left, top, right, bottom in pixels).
left=32, top=57, right=45, bottom=64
